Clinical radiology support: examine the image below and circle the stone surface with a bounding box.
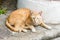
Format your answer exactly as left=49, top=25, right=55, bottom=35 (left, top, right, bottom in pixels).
left=52, top=37, right=60, bottom=40
left=0, top=11, right=60, bottom=40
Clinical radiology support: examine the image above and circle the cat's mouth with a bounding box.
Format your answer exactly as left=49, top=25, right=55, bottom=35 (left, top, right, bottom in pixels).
left=33, top=20, right=39, bottom=25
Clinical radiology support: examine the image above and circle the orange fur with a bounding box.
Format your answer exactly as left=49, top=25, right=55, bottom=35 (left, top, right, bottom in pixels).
left=6, top=8, right=32, bottom=32
left=6, top=8, right=52, bottom=32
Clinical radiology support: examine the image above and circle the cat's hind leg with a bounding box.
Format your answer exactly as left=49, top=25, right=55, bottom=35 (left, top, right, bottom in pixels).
left=14, top=24, right=20, bottom=32
left=19, top=25, right=28, bottom=32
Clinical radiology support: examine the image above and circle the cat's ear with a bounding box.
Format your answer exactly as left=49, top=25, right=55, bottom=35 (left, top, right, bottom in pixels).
left=39, top=11, right=42, bottom=16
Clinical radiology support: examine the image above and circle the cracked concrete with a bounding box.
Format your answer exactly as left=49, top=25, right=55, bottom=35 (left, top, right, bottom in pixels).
left=0, top=11, right=60, bottom=40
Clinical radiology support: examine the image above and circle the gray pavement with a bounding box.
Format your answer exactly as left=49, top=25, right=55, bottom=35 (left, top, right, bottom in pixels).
left=0, top=11, right=60, bottom=40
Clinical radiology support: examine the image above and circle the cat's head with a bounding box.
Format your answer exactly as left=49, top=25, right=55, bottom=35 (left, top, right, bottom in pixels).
left=31, top=11, right=43, bottom=25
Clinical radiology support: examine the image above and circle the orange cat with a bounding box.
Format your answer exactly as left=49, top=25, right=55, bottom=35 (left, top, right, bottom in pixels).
left=31, top=11, right=52, bottom=29
left=6, top=8, right=52, bottom=33
left=6, top=8, right=34, bottom=32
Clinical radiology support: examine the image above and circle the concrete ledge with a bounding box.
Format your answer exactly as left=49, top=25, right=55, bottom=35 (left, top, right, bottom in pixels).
left=0, top=11, right=60, bottom=40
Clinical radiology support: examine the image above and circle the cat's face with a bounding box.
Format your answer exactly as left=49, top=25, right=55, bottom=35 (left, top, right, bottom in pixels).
left=31, top=11, right=42, bottom=25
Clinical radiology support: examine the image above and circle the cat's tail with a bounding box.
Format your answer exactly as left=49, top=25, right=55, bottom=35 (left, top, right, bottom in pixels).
left=6, top=20, right=18, bottom=32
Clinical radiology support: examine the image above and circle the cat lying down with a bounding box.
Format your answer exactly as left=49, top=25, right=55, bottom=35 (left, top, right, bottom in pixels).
left=31, top=11, right=52, bottom=29
left=6, top=8, right=52, bottom=32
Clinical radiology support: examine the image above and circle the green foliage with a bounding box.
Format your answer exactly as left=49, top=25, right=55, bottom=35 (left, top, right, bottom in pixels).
left=0, top=8, right=7, bottom=15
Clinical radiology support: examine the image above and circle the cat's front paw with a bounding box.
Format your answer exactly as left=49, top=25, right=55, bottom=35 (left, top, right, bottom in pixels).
left=31, top=28, right=36, bottom=32
left=46, top=26, right=52, bottom=30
